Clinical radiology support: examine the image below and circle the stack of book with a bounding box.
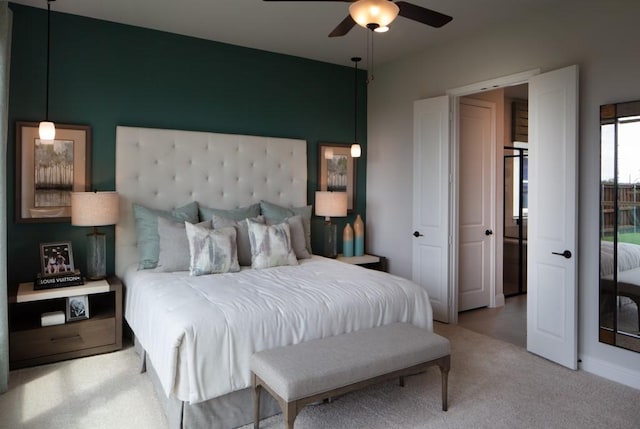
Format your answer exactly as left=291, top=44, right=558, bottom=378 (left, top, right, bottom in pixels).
left=34, top=270, right=84, bottom=290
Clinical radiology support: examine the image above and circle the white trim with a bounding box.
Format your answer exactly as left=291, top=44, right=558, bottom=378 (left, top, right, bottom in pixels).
left=580, top=355, right=640, bottom=390
left=447, top=69, right=540, bottom=322
left=447, top=69, right=540, bottom=97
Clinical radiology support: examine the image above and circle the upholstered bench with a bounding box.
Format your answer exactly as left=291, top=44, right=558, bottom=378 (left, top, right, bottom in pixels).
left=250, top=323, right=451, bottom=429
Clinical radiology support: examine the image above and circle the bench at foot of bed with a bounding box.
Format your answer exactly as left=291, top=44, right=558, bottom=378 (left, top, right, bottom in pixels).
left=250, top=323, right=451, bottom=429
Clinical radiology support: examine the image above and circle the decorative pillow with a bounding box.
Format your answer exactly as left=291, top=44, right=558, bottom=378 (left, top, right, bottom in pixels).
left=133, top=202, right=199, bottom=269
left=155, top=218, right=211, bottom=272
left=211, top=214, right=264, bottom=266
left=247, top=219, right=298, bottom=269
left=185, top=222, right=240, bottom=276
left=266, top=215, right=311, bottom=260
left=198, top=203, right=260, bottom=222
left=259, top=201, right=312, bottom=254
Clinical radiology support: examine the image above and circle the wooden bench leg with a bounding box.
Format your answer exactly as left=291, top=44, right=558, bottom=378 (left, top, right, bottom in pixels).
left=438, top=355, right=451, bottom=411
left=252, top=373, right=261, bottom=429
left=284, top=401, right=298, bottom=429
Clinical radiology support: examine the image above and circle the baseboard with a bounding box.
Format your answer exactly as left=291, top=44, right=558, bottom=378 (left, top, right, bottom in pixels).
left=491, top=293, right=505, bottom=308
left=579, top=356, right=640, bottom=390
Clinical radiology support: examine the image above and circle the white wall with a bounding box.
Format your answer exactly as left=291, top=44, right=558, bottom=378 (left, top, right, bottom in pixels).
left=367, top=0, right=640, bottom=387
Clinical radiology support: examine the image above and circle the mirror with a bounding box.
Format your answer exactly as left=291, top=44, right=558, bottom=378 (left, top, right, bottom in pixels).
left=600, top=100, right=640, bottom=352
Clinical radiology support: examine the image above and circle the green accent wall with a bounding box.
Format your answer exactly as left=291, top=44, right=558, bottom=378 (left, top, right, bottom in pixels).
left=6, top=4, right=367, bottom=291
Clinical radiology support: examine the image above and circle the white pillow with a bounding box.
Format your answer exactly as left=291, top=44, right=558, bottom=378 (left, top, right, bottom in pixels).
left=247, top=219, right=298, bottom=269
left=265, top=215, right=311, bottom=260
left=185, top=222, right=240, bottom=276
left=155, top=218, right=211, bottom=272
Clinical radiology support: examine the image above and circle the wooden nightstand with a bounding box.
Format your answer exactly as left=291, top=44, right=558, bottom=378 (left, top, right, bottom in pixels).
left=336, top=254, right=388, bottom=272
left=9, top=277, right=123, bottom=369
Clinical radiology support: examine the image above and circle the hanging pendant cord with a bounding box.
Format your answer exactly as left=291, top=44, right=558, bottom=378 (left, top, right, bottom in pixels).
left=45, top=0, right=52, bottom=121
left=352, top=57, right=360, bottom=144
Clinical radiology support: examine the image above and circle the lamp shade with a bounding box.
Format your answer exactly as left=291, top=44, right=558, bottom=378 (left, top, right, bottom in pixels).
left=71, top=192, right=120, bottom=226
left=349, top=0, right=400, bottom=29
left=315, top=191, right=348, bottom=218
left=38, top=121, right=56, bottom=142
left=351, top=144, right=362, bottom=158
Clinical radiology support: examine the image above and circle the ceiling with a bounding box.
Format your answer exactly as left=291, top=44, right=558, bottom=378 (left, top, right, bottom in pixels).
left=11, top=0, right=557, bottom=67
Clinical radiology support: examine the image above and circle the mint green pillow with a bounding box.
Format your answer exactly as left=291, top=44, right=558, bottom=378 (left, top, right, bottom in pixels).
left=260, top=201, right=312, bottom=254
left=198, top=203, right=260, bottom=222
left=133, top=202, right=199, bottom=269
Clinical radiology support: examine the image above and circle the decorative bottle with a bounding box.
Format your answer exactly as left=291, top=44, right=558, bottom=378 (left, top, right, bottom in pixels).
left=354, top=214, right=364, bottom=256
left=343, top=223, right=354, bottom=257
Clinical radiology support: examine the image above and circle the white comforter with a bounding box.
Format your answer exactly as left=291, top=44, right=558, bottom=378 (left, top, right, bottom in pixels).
left=124, top=256, right=433, bottom=404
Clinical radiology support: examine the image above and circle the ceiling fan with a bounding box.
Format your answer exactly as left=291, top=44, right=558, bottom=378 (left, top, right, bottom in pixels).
left=263, top=0, right=453, bottom=37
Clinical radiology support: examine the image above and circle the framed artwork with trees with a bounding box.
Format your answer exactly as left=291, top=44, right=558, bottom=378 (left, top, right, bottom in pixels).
left=16, top=122, right=91, bottom=223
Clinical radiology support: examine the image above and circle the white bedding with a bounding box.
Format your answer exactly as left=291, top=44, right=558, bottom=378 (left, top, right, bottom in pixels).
left=124, top=256, right=433, bottom=404
left=600, top=241, right=640, bottom=276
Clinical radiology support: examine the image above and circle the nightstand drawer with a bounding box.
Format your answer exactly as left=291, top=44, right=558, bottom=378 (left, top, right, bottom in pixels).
left=10, top=317, right=116, bottom=361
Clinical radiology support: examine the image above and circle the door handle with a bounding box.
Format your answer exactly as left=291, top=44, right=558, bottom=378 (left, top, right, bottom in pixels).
left=552, top=250, right=572, bottom=259
left=485, top=229, right=493, bottom=236
left=413, top=231, right=423, bottom=237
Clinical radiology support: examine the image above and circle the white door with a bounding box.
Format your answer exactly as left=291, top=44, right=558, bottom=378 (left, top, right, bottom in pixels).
left=527, top=65, right=579, bottom=369
left=458, top=99, right=495, bottom=311
left=413, top=95, right=451, bottom=322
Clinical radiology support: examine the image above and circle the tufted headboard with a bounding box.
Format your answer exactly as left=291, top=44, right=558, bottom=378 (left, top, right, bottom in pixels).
left=115, top=126, right=307, bottom=278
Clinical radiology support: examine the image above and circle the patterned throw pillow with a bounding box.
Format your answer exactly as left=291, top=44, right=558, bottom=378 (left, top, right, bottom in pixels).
left=185, top=222, right=240, bottom=276
left=247, top=219, right=298, bottom=269
left=259, top=201, right=312, bottom=254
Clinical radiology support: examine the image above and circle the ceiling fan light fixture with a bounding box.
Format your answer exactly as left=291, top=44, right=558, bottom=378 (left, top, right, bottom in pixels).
left=349, top=0, right=399, bottom=30
left=374, top=26, right=389, bottom=33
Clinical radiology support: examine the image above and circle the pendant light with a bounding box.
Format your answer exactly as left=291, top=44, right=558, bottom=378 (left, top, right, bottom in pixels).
left=39, top=0, right=55, bottom=143
left=351, top=57, right=362, bottom=158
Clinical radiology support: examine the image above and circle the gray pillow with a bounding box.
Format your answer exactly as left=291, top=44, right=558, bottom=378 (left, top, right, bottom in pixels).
left=185, top=222, right=240, bottom=276
left=211, top=214, right=264, bottom=266
left=247, top=219, right=298, bottom=270
left=155, top=218, right=211, bottom=272
left=133, top=202, right=199, bottom=269
left=198, top=203, right=260, bottom=222
left=259, top=201, right=312, bottom=254
left=266, top=215, right=311, bottom=260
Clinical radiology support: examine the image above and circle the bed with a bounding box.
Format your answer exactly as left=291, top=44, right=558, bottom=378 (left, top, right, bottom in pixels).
left=115, top=126, right=434, bottom=428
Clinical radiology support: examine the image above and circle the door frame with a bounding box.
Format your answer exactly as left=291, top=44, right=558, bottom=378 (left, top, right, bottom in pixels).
left=446, top=68, right=540, bottom=324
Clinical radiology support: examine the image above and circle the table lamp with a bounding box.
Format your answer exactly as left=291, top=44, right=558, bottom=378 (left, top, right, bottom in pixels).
left=315, top=191, right=347, bottom=258
left=71, top=191, right=119, bottom=279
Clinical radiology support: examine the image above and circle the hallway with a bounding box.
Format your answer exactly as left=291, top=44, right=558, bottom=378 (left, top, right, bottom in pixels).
left=458, top=294, right=527, bottom=348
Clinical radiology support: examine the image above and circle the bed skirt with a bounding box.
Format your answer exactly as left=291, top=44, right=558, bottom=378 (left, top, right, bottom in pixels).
left=135, top=338, right=281, bottom=429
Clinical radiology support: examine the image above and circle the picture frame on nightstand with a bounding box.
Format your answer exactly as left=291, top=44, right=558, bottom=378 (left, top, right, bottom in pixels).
left=40, top=241, right=75, bottom=276
left=66, top=295, right=89, bottom=322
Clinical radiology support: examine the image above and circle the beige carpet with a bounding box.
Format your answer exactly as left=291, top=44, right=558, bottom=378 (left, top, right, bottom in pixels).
left=2, top=324, right=639, bottom=429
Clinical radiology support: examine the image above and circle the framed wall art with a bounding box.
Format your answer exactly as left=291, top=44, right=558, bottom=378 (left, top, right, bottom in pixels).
left=16, top=121, right=91, bottom=223
left=318, top=143, right=357, bottom=212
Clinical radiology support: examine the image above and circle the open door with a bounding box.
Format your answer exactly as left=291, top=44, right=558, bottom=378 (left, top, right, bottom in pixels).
left=413, top=96, right=451, bottom=322
left=527, top=65, right=579, bottom=369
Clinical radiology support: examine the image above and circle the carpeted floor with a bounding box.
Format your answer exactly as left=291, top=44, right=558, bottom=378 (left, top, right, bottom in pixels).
left=2, top=323, right=639, bottom=429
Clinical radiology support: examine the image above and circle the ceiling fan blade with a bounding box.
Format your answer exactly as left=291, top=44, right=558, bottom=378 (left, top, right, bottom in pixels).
left=329, top=15, right=356, bottom=37
left=395, top=1, right=453, bottom=28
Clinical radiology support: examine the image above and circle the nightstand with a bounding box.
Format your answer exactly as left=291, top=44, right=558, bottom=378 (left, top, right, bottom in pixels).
left=336, top=254, right=388, bottom=272
left=9, top=277, right=123, bottom=369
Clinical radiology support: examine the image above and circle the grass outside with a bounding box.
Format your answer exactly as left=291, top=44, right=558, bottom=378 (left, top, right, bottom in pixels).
left=601, top=231, right=640, bottom=245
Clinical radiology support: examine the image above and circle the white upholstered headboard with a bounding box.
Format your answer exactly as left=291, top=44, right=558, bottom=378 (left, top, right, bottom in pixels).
left=115, top=126, right=307, bottom=278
